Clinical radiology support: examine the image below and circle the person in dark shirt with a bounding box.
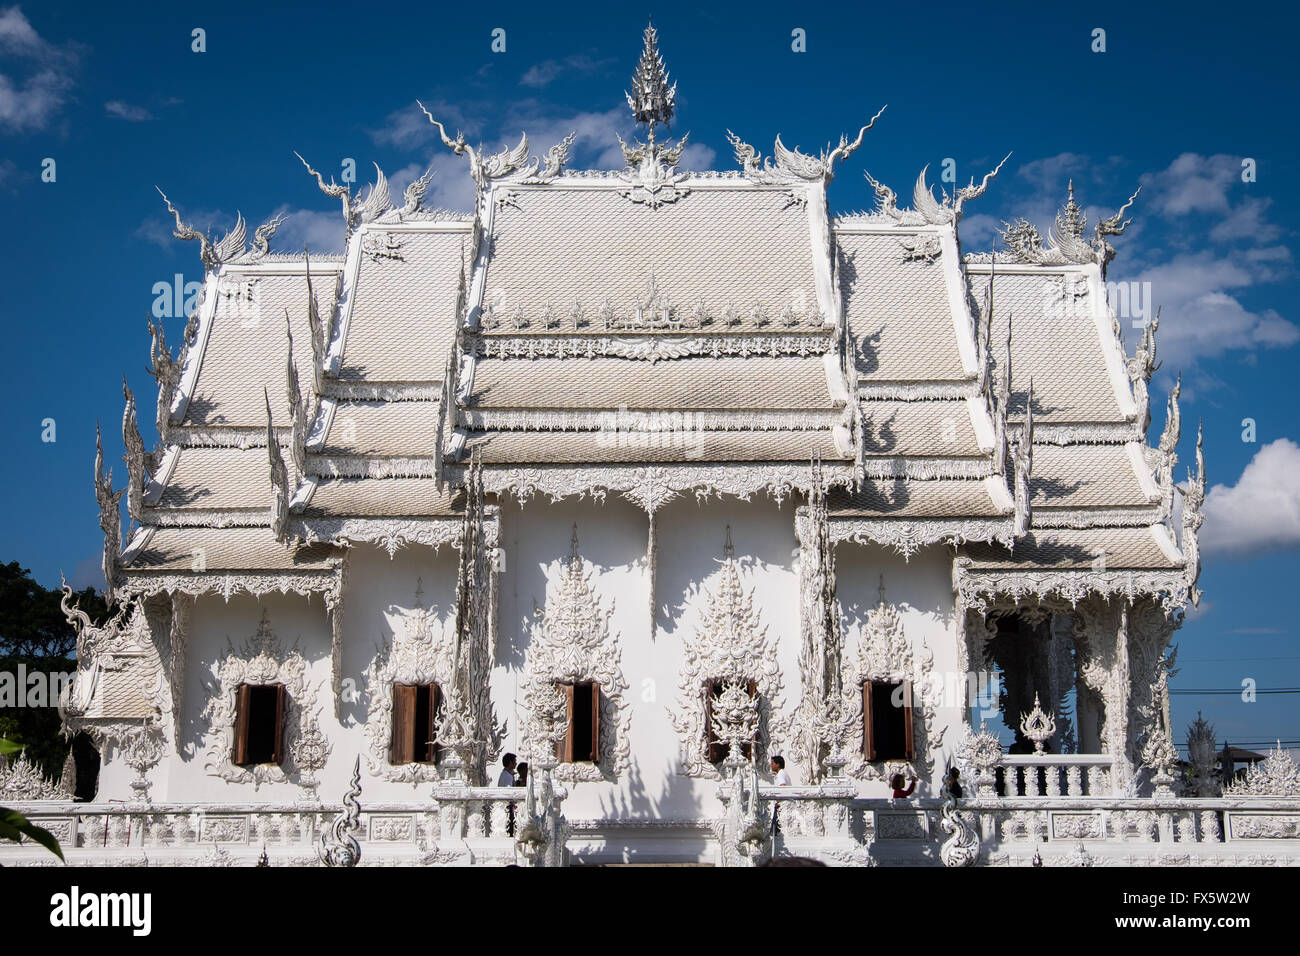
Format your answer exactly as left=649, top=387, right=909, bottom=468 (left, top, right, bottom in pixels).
left=944, top=767, right=963, bottom=799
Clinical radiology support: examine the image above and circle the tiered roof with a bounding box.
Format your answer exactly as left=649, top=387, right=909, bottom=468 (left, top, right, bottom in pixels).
left=95, top=23, right=1201, bottom=627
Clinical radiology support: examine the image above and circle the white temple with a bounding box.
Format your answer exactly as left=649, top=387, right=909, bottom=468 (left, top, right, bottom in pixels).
left=8, top=24, right=1300, bottom=866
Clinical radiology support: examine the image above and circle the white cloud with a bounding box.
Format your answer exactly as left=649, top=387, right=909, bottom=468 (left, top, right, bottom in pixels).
left=271, top=206, right=346, bottom=256
left=105, top=99, right=152, bottom=122
left=1201, top=439, right=1300, bottom=555
left=1141, top=153, right=1239, bottom=217
left=1133, top=251, right=1299, bottom=366
left=520, top=54, right=611, bottom=89
left=0, top=6, right=80, bottom=132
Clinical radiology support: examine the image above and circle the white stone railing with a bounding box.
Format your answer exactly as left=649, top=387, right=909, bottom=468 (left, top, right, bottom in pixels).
left=865, top=795, right=1300, bottom=865
left=432, top=783, right=569, bottom=867
left=716, top=779, right=869, bottom=866
left=995, top=754, right=1114, bottom=798
left=0, top=788, right=568, bottom=866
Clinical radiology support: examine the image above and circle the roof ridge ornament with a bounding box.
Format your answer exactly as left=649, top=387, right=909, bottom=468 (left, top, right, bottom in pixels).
left=728, top=105, right=886, bottom=186
left=94, top=424, right=124, bottom=605
left=156, top=188, right=247, bottom=270
left=615, top=21, right=691, bottom=208
left=417, top=101, right=534, bottom=189
left=999, top=181, right=1140, bottom=277
left=295, top=153, right=393, bottom=237
left=863, top=151, right=1008, bottom=226
left=264, top=389, right=290, bottom=543
left=1180, top=420, right=1206, bottom=608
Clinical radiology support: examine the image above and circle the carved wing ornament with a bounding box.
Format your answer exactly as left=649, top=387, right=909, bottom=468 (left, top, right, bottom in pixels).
left=858, top=152, right=1008, bottom=226
left=729, top=105, right=886, bottom=185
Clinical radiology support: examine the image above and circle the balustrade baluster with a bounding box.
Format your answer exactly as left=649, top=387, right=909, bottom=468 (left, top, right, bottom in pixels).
left=1200, top=809, right=1221, bottom=843
left=1066, top=766, right=1082, bottom=797
left=490, top=800, right=510, bottom=837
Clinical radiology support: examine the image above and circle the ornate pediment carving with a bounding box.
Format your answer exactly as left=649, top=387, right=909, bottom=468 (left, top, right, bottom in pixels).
left=363, top=580, right=456, bottom=784
left=670, top=528, right=782, bottom=778
left=520, top=527, right=630, bottom=782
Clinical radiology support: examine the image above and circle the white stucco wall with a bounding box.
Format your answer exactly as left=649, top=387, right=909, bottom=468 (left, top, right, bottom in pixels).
left=123, top=498, right=968, bottom=818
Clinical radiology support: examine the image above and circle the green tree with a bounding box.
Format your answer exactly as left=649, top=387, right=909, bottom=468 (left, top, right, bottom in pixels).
left=0, top=562, right=108, bottom=780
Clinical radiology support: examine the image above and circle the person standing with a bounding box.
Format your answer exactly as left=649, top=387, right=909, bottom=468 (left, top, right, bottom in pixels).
left=498, top=753, right=517, bottom=787
left=770, top=755, right=791, bottom=786
left=769, top=755, right=791, bottom=835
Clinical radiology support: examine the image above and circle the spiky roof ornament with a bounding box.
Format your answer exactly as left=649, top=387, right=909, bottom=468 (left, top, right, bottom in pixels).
left=626, top=20, right=676, bottom=132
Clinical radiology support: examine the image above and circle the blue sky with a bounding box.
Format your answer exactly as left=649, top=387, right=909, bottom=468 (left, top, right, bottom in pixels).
left=1, top=1, right=1297, bottom=751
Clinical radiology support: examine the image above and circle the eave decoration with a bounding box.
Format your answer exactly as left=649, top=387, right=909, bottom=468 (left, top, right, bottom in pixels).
left=670, top=528, right=782, bottom=779
left=93, top=425, right=125, bottom=606
left=520, top=525, right=631, bottom=782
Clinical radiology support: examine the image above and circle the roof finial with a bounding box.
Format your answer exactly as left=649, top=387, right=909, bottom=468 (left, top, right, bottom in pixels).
left=878, top=574, right=887, bottom=607
left=723, top=524, right=734, bottom=558
left=570, top=522, right=580, bottom=563
left=626, top=18, right=676, bottom=140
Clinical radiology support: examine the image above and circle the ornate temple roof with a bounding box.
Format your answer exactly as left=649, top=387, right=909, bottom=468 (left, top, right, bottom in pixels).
left=94, top=22, right=1201, bottom=621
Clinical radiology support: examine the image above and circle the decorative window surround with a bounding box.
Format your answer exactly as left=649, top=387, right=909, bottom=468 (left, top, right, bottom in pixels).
left=840, top=581, right=939, bottom=783
left=519, top=528, right=630, bottom=782
left=670, top=531, right=782, bottom=779
left=201, top=610, right=323, bottom=790
left=363, top=580, right=457, bottom=784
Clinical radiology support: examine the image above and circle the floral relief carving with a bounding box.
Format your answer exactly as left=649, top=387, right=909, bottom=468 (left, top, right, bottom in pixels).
left=363, top=580, right=456, bottom=784
left=201, top=610, right=320, bottom=789
left=519, top=528, right=631, bottom=783
left=670, top=530, right=783, bottom=779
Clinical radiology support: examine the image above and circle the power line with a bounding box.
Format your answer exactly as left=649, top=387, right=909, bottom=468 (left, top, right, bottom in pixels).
left=1171, top=688, right=1300, bottom=695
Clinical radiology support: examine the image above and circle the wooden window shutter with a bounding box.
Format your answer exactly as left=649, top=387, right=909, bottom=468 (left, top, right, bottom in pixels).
left=232, top=683, right=252, bottom=766
left=559, top=682, right=576, bottom=763
left=862, top=681, right=877, bottom=761
left=270, top=683, right=287, bottom=765
left=390, top=684, right=417, bottom=764
left=703, top=684, right=718, bottom=762
left=428, top=683, right=442, bottom=763
left=589, top=682, right=601, bottom=764
left=901, top=680, right=915, bottom=761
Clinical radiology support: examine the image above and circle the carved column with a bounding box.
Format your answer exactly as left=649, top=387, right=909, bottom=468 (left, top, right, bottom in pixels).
left=168, top=592, right=194, bottom=740
left=1112, top=601, right=1132, bottom=792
